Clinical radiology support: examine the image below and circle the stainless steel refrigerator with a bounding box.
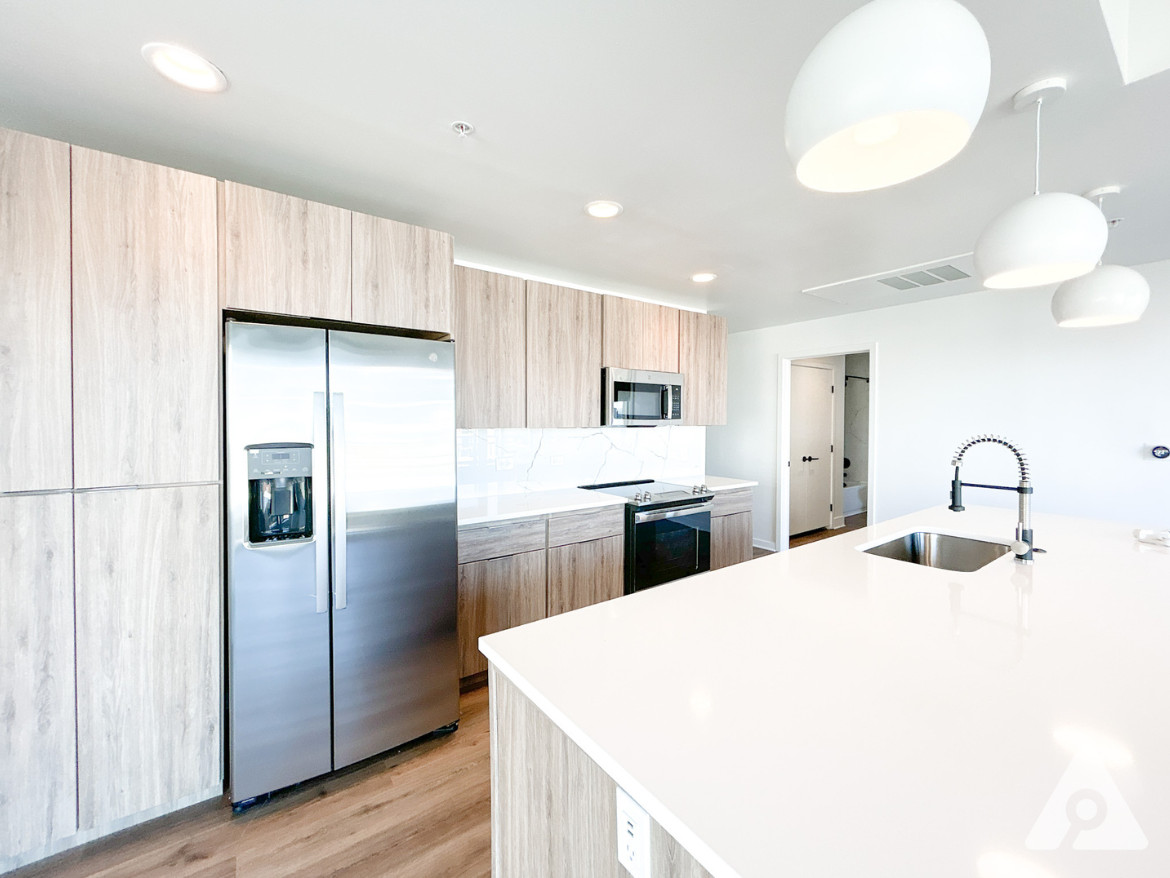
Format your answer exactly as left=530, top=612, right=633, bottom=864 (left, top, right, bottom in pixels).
left=224, top=319, right=458, bottom=806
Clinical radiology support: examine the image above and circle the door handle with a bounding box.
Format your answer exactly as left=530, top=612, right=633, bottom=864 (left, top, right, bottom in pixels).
left=331, top=392, right=347, bottom=611
left=802, top=456, right=821, bottom=462
left=313, top=392, right=329, bottom=614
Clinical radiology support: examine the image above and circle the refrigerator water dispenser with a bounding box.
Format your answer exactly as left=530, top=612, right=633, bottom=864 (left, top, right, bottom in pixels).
left=246, top=443, right=314, bottom=543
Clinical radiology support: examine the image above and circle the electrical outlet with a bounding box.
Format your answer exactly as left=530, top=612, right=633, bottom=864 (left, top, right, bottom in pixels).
left=616, top=786, right=651, bottom=878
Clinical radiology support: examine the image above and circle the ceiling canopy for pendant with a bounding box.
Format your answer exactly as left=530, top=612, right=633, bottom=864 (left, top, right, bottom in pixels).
left=973, top=79, right=1107, bottom=289
left=785, top=0, right=991, bottom=193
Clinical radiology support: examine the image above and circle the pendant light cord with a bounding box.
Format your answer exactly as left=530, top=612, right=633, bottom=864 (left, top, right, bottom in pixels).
left=1033, top=96, right=1043, bottom=196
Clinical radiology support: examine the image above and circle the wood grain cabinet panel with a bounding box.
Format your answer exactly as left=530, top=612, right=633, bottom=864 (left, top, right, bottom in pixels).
left=352, top=213, right=453, bottom=333
left=453, top=267, right=526, bottom=428
left=0, top=494, right=77, bottom=859
left=457, top=549, right=545, bottom=678
left=222, top=180, right=351, bottom=320
left=75, top=485, right=221, bottom=830
left=679, top=310, right=727, bottom=426
left=547, top=535, right=623, bottom=616
left=526, top=282, right=601, bottom=428
left=458, top=518, right=547, bottom=565
left=601, top=295, right=679, bottom=373
left=710, top=487, right=753, bottom=518
left=71, top=147, right=219, bottom=488
left=0, top=128, right=72, bottom=493
left=711, top=511, right=753, bottom=570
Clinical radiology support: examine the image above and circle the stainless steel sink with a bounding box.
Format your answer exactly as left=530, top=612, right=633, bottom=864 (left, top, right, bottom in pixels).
left=861, top=531, right=1012, bottom=573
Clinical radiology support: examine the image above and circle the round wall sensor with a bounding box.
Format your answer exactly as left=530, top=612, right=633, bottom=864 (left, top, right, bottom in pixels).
left=1153, top=446, right=1169, bottom=459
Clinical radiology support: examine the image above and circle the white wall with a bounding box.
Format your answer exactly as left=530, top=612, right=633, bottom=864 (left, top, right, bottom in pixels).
left=707, top=259, right=1170, bottom=546
left=457, top=426, right=706, bottom=496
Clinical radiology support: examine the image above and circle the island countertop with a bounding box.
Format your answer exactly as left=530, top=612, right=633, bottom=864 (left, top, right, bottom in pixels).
left=479, top=505, right=1170, bottom=878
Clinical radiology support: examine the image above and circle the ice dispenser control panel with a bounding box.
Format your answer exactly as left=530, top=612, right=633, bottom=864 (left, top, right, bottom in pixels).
left=246, top=443, right=314, bottom=544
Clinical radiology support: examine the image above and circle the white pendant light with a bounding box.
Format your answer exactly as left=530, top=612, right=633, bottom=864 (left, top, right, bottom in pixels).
left=785, top=0, right=990, bottom=193
left=1051, top=264, right=1150, bottom=327
left=1050, top=187, right=1150, bottom=327
left=974, top=79, right=1107, bottom=289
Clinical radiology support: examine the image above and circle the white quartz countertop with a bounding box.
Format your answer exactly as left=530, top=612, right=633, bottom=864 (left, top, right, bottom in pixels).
left=457, top=488, right=626, bottom=526
left=457, top=475, right=755, bottom=525
left=480, top=506, right=1170, bottom=878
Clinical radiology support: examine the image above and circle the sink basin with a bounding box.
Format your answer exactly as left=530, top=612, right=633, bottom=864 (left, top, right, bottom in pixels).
left=861, top=531, right=1012, bottom=573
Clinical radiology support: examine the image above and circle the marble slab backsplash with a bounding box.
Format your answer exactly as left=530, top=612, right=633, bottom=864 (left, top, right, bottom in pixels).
left=457, top=427, right=706, bottom=497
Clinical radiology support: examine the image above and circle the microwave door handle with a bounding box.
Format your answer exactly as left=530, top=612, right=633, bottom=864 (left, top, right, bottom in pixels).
left=663, top=384, right=673, bottom=419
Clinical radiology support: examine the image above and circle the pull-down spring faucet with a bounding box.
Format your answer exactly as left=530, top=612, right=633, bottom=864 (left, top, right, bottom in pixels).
left=949, top=435, right=1034, bottom=564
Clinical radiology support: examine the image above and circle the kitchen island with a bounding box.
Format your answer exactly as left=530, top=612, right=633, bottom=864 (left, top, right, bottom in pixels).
left=479, top=506, right=1170, bottom=877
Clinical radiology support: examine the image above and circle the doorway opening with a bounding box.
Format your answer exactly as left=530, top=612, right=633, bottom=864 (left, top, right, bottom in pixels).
left=777, top=345, right=876, bottom=552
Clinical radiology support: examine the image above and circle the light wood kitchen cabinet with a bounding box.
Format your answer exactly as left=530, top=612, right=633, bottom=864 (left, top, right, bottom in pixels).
left=548, top=536, right=624, bottom=616
left=221, top=180, right=351, bottom=320
left=710, top=488, right=754, bottom=570
left=526, top=281, right=602, bottom=428
left=71, top=147, right=219, bottom=489
left=454, top=266, right=527, bottom=428
left=0, top=128, right=72, bottom=493
left=0, top=494, right=76, bottom=860
left=352, top=213, right=453, bottom=333
left=74, top=485, right=221, bottom=830
left=679, top=310, right=728, bottom=426
left=601, top=295, right=680, bottom=373
left=457, top=549, right=547, bottom=678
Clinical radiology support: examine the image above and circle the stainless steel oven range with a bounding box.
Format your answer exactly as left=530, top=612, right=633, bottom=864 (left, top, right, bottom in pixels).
left=580, top=479, right=713, bottom=593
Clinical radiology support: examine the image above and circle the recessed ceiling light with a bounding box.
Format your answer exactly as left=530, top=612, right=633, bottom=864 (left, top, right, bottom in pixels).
left=691, top=272, right=717, bottom=283
left=141, top=42, right=228, bottom=93
left=584, top=200, right=623, bottom=219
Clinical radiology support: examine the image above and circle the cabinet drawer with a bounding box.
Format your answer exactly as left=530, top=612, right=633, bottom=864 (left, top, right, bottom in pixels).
left=458, top=517, right=546, bottom=564
left=548, top=505, right=625, bottom=548
left=711, top=488, right=753, bottom=518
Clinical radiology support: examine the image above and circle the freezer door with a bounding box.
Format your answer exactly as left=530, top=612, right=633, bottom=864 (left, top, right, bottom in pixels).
left=225, top=322, right=333, bottom=802
left=327, top=330, right=459, bottom=768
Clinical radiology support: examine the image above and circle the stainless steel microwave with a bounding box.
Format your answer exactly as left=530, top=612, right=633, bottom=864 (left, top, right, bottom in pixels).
left=602, top=368, right=684, bottom=426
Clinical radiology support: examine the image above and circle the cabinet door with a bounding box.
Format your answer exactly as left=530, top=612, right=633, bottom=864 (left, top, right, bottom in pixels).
left=711, top=512, right=753, bottom=570
left=548, top=535, right=624, bottom=616
left=352, top=213, right=453, bottom=333
left=679, top=311, right=727, bottom=426
left=526, top=282, right=602, bottom=428
left=75, top=485, right=221, bottom=830
left=0, top=128, right=72, bottom=493
left=601, top=295, right=679, bottom=373
left=72, top=147, right=218, bottom=488
left=457, top=549, right=545, bottom=678
left=0, top=494, right=76, bottom=859
left=454, top=267, right=526, bottom=428
left=222, top=181, right=351, bottom=320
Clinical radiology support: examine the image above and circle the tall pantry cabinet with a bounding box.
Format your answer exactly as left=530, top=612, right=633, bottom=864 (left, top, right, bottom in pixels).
left=0, top=128, right=222, bottom=868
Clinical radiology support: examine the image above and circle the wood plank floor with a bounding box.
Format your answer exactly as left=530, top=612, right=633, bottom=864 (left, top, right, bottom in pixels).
left=13, top=686, right=491, bottom=878
left=789, top=512, right=867, bottom=549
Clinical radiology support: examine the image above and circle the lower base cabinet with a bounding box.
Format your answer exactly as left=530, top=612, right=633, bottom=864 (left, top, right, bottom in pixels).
left=711, top=511, right=753, bottom=570
left=548, top=535, right=623, bottom=616
left=74, top=485, right=221, bottom=830
left=457, top=549, right=547, bottom=678
left=0, top=494, right=77, bottom=861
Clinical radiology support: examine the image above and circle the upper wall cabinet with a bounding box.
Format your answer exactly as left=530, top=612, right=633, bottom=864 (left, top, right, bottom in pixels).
left=0, top=128, right=72, bottom=493
left=526, top=281, right=602, bottom=428
left=221, top=181, right=351, bottom=321
left=71, top=147, right=219, bottom=489
left=454, top=267, right=526, bottom=428
left=679, top=310, right=728, bottom=426
left=352, top=213, right=453, bottom=333
left=601, top=295, right=680, bottom=373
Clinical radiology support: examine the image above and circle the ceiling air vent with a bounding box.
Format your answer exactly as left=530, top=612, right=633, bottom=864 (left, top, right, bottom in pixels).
left=803, top=254, right=980, bottom=310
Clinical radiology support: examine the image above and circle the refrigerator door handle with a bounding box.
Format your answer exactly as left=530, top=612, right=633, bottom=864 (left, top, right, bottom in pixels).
left=312, top=392, right=329, bottom=614
left=331, top=391, right=348, bottom=610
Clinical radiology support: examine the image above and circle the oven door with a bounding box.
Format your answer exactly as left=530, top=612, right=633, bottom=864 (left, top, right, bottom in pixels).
left=628, top=505, right=711, bottom=593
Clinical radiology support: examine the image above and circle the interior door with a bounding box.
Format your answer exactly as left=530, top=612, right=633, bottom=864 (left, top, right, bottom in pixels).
left=790, top=363, right=834, bottom=536
left=328, top=330, right=459, bottom=769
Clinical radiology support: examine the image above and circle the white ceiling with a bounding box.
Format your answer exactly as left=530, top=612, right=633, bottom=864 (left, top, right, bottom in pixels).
left=1, top=0, right=1167, bottom=331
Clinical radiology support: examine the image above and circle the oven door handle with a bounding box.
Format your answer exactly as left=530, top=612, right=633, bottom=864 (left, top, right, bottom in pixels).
left=634, top=504, right=711, bottom=524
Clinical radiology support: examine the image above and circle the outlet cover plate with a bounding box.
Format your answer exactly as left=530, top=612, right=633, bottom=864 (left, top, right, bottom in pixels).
left=616, top=786, right=651, bottom=878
